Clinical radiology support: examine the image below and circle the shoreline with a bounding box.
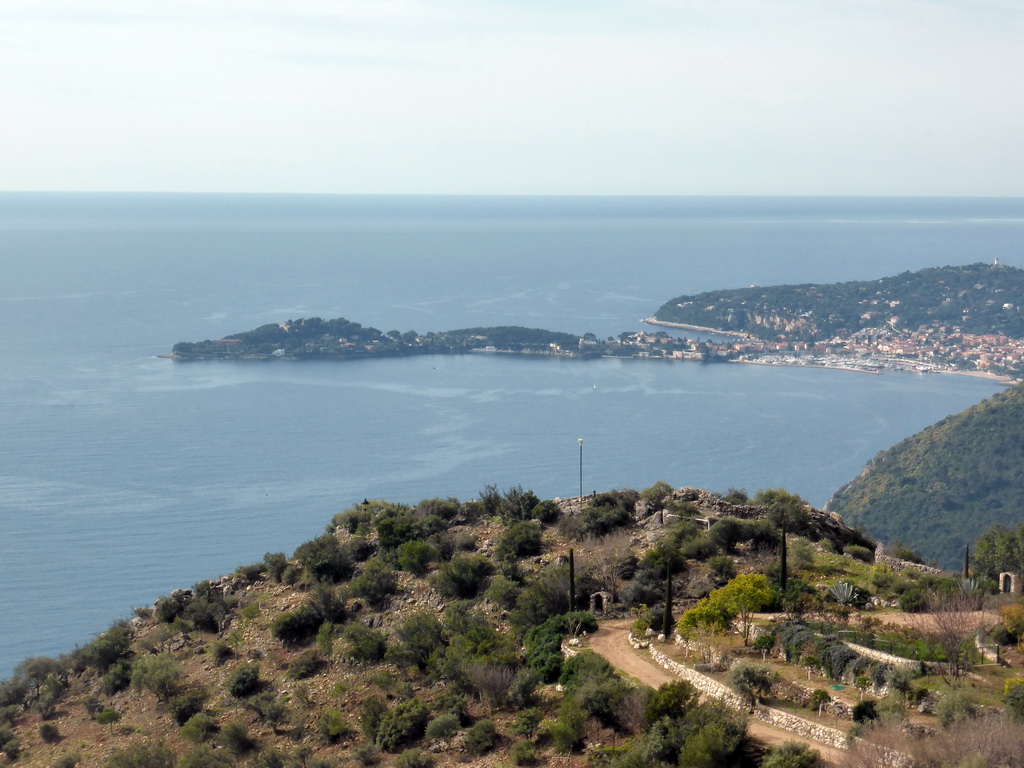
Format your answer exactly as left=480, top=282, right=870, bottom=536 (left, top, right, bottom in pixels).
left=731, top=359, right=882, bottom=375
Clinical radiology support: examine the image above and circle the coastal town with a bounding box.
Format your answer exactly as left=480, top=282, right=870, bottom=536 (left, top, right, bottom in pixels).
left=629, top=319, right=1024, bottom=380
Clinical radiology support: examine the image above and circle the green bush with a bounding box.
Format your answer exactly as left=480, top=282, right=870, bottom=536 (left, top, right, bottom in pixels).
left=342, top=623, right=388, bottom=663
left=39, top=722, right=61, bottom=743
left=424, top=712, right=459, bottom=741
left=547, top=697, right=586, bottom=754
left=762, top=741, right=821, bottom=768
left=375, top=699, right=430, bottom=752
left=180, top=712, right=218, bottom=743
left=177, top=745, right=233, bottom=768
left=465, top=719, right=499, bottom=755
left=484, top=575, right=521, bottom=609
left=937, top=689, right=978, bottom=728
left=353, top=742, right=381, bottom=766
left=511, top=707, right=544, bottom=737
left=495, top=521, right=543, bottom=561
left=218, top=721, right=257, bottom=754
left=434, top=554, right=494, bottom=599
left=396, top=541, right=437, bottom=576
left=130, top=653, right=182, bottom=702
left=53, top=753, right=81, bottom=768
left=899, top=588, right=928, bottom=613
left=844, top=545, right=874, bottom=563
left=852, top=700, right=878, bottom=724
left=103, top=740, right=175, bottom=768
left=348, top=558, right=400, bottom=608
left=393, top=748, right=434, bottom=768
left=263, top=552, right=289, bottom=582
left=318, top=709, right=355, bottom=743
left=387, top=612, right=446, bottom=671
left=293, top=533, right=355, bottom=583
left=167, top=688, right=207, bottom=726
left=226, top=663, right=262, bottom=698
left=288, top=648, right=322, bottom=680
left=510, top=740, right=538, bottom=766
left=360, top=696, right=389, bottom=741
left=646, top=680, right=698, bottom=724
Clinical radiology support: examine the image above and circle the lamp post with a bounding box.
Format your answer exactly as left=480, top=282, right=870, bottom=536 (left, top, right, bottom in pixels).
left=578, top=438, right=583, bottom=498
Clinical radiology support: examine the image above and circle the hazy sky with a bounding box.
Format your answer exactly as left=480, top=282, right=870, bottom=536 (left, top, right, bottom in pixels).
left=3, top=0, right=1023, bottom=195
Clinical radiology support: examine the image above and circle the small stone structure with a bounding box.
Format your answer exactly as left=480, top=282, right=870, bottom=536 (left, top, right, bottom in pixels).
left=589, top=591, right=612, bottom=614
left=999, top=572, right=1022, bottom=594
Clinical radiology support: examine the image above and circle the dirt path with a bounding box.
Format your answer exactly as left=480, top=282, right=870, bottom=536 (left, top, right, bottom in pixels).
left=588, top=620, right=846, bottom=765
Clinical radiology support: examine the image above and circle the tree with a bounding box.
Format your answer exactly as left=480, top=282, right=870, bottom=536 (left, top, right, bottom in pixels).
left=130, top=654, right=182, bottom=702
left=714, top=573, right=776, bottom=645
left=569, top=549, right=576, bottom=612
left=662, top=563, right=674, bottom=639
left=95, top=707, right=121, bottom=733
left=728, top=662, right=776, bottom=711
left=920, top=590, right=986, bottom=684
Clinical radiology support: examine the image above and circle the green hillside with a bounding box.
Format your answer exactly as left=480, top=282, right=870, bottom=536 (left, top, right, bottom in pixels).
left=826, top=382, right=1024, bottom=568
left=653, top=262, right=1024, bottom=340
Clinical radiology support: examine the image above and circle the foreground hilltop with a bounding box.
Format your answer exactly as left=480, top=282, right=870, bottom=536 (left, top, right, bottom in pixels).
left=0, top=484, right=888, bottom=768
left=827, top=381, right=1024, bottom=569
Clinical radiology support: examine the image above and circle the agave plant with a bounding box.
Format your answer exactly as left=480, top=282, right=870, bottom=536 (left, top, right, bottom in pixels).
left=960, top=577, right=980, bottom=593
left=827, top=580, right=864, bottom=606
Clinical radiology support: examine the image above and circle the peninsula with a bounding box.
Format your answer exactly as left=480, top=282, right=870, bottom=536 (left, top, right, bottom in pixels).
left=167, top=263, right=1024, bottom=379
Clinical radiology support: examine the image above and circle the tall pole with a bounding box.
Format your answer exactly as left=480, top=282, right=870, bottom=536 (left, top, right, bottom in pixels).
left=578, top=438, right=583, bottom=498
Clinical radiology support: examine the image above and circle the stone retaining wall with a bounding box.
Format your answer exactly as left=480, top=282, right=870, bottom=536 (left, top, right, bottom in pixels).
left=844, top=640, right=920, bottom=670
left=874, top=543, right=943, bottom=575
left=642, top=639, right=849, bottom=750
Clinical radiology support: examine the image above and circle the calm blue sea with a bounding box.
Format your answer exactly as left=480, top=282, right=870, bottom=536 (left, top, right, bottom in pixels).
left=1, top=193, right=1022, bottom=676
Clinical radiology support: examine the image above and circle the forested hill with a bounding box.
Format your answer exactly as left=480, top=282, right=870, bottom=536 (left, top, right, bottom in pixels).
left=653, top=263, right=1024, bottom=341
left=826, top=382, right=1024, bottom=569
left=170, top=317, right=584, bottom=360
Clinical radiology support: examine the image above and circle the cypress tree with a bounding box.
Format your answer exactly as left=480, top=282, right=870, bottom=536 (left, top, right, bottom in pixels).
left=964, top=544, right=970, bottom=579
left=779, top=522, right=788, bottom=593
left=662, top=563, right=673, bottom=640
left=568, top=549, right=576, bottom=612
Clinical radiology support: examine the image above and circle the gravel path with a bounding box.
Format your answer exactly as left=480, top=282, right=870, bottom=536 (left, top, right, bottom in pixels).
left=587, top=620, right=846, bottom=765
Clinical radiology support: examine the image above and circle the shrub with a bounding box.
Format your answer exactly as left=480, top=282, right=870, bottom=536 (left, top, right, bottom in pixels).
left=218, top=721, right=256, bottom=754
left=39, top=722, right=61, bottom=743
left=178, top=745, right=233, bottom=768
left=209, top=641, right=233, bottom=666
left=393, top=749, right=434, bottom=768
left=433, top=554, right=494, bottom=599
left=511, top=707, right=544, bottom=737
left=852, top=700, right=878, bottom=723
left=181, top=712, right=218, bottom=743
left=342, top=623, right=388, bottom=663
left=495, top=521, right=543, bottom=561
left=79, top=620, right=134, bottom=674
left=130, top=653, right=182, bottom=702
left=245, top=691, right=287, bottom=730
left=388, top=612, right=446, bottom=671
left=396, top=540, right=437, bottom=576
left=375, top=699, right=430, bottom=752
left=707, top=555, right=736, bottom=583
left=167, top=688, right=207, bottom=726
left=294, top=533, right=355, bottom=582
left=763, top=741, right=821, bottom=768
left=54, top=753, right=81, bottom=768
left=899, top=588, right=928, bottom=613
left=547, top=696, right=586, bottom=754
left=360, top=696, right=389, bottom=741
left=845, top=545, right=874, bottom=563
left=318, top=709, right=355, bottom=743
left=484, top=575, right=521, bottom=609
left=424, top=712, right=460, bottom=741
left=348, top=558, right=400, bottom=608
left=728, top=662, right=776, bottom=711
left=103, top=740, right=175, bottom=768
left=226, top=663, right=262, bottom=698
left=288, top=648, right=322, bottom=680
left=263, top=552, right=289, bottom=582
left=465, top=719, right=499, bottom=755
left=353, top=743, right=381, bottom=766
left=646, top=680, right=698, bottom=724
left=937, top=689, right=978, bottom=728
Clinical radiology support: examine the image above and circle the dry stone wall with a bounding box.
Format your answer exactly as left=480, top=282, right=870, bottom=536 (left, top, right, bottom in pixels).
left=638, top=636, right=850, bottom=750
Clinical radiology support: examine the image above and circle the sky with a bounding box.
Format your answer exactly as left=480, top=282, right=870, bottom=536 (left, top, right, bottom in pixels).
left=2, top=0, right=1023, bottom=196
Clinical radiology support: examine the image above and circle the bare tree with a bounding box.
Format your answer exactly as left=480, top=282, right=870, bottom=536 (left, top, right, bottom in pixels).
left=578, top=530, right=634, bottom=602
left=920, top=590, right=987, bottom=684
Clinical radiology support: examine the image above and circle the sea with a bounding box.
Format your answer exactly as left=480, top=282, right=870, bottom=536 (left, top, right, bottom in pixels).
left=2, top=193, right=1023, bottom=677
